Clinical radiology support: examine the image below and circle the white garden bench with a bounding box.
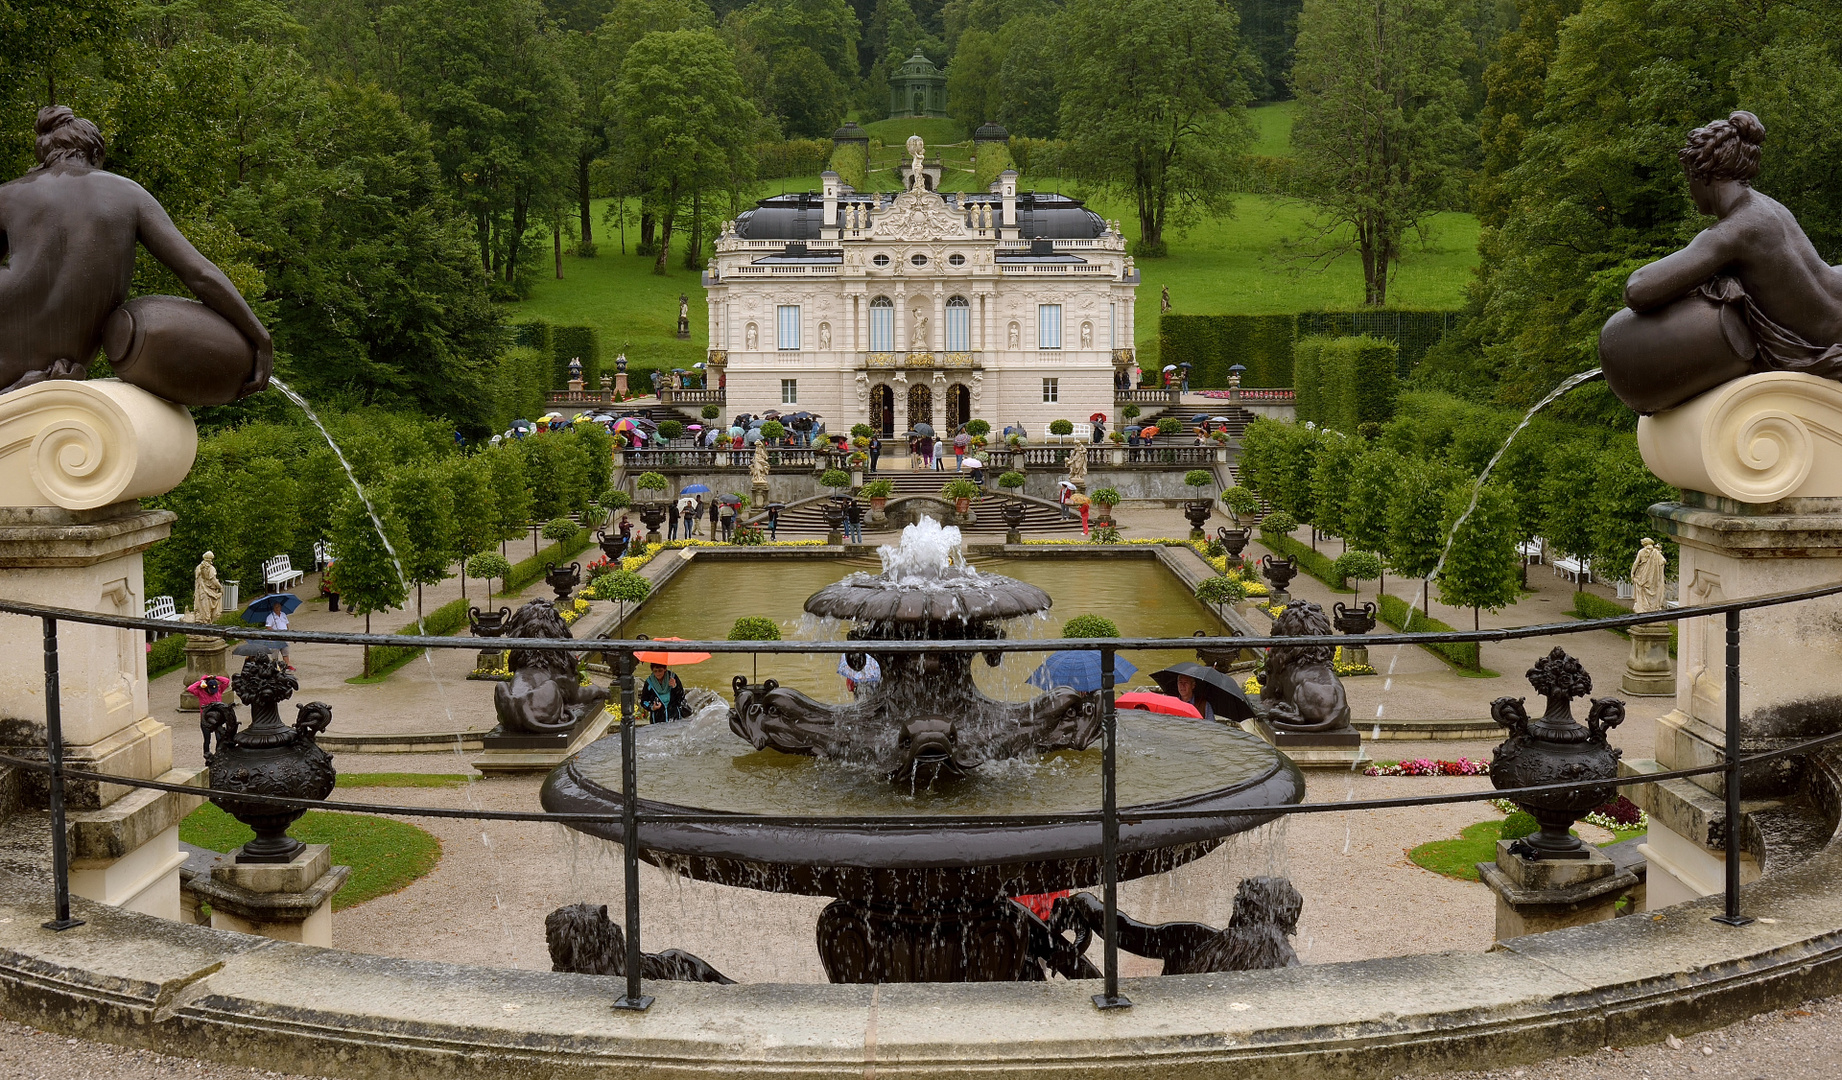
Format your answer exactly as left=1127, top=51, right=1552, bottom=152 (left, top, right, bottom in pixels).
left=264, top=554, right=305, bottom=590
left=1552, top=555, right=1590, bottom=584
left=145, top=596, right=181, bottom=621
left=313, top=540, right=336, bottom=570
left=1517, top=540, right=1544, bottom=565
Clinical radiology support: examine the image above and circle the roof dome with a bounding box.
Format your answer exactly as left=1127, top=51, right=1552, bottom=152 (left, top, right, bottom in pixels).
left=895, top=51, right=943, bottom=79
left=973, top=121, right=1010, bottom=142
left=832, top=121, right=868, bottom=142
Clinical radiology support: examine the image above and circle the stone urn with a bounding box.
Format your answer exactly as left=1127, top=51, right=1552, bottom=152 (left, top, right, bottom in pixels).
left=1489, top=648, right=1626, bottom=860
left=1182, top=500, right=1213, bottom=539
left=545, top=561, right=582, bottom=603
left=637, top=501, right=667, bottom=544
left=822, top=497, right=848, bottom=545
left=1000, top=499, right=1026, bottom=545
left=596, top=529, right=630, bottom=563
left=202, top=654, right=336, bottom=864
left=1216, top=525, right=1251, bottom=565
left=1260, top=554, right=1299, bottom=601
left=1332, top=601, right=1377, bottom=636
left=468, top=606, right=512, bottom=637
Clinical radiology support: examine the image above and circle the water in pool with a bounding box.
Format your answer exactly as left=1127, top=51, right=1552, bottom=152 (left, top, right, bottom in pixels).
left=612, top=554, right=1229, bottom=702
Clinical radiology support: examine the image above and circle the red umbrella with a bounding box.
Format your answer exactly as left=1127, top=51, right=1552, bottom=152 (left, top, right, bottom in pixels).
left=632, top=637, right=712, bottom=666
left=1089, top=412, right=1107, bottom=423
left=1115, top=691, right=1203, bottom=718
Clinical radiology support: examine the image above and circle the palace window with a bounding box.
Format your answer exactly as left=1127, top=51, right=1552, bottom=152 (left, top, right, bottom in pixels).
left=1042, top=378, right=1059, bottom=403
left=872, top=254, right=891, bottom=267
left=948, top=253, right=966, bottom=266
left=946, top=296, right=970, bottom=352
left=776, top=305, right=800, bottom=350
left=911, top=253, right=929, bottom=266
left=1038, top=304, right=1063, bottom=349
left=782, top=379, right=798, bottom=404
left=870, top=296, right=894, bottom=352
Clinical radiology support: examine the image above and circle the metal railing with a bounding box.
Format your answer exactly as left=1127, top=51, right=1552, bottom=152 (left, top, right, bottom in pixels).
left=4, top=582, right=1841, bottom=1010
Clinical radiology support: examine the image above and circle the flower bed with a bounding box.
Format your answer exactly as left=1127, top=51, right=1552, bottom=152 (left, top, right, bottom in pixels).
left=1491, top=794, right=1648, bottom=832
left=1364, top=758, right=1491, bottom=777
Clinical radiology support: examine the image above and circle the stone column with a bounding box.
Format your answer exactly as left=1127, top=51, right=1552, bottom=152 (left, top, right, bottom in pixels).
left=0, top=380, right=208, bottom=922
left=894, top=288, right=908, bottom=355
left=933, top=287, right=946, bottom=363
left=1622, top=623, right=1675, bottom=696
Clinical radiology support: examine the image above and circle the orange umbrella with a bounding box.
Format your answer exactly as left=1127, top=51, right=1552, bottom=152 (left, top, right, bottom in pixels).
left=631, top=637, right=712, bottom=665
left=1140, top=426, right=1159, bottom=438
left=1115, top=691, right=1202, bottom=718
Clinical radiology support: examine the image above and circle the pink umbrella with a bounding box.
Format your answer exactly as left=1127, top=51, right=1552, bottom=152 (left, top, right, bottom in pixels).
left=1115, top=692, right=1203, bottom=718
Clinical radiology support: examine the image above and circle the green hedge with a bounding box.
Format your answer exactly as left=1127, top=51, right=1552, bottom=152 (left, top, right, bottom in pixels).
left=1009, top=137, right=1070, bottom=177
left=1569, top=590, right=1678, bottom=656
left=1376, top=593, right=1480, bottom=671
left=1293, top=336, right=1325, bottom=424
left=827, top=140, right=868, bottom=190
left=514, top=321, right=602, bottom=393
left=759, top=139, right=831, bottom=180
left=489, top=346, right=550, bottom=433
left=1296, top=310, right=1458, bottom=376
left=1160, top=311, right=1457, bottom=387
left=1259, top=530, right=1349, bottom=591
left=1296, top=335, right=1398, bottom=433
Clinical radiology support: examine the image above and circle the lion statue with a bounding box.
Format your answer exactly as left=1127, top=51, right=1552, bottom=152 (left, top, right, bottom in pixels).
left=1260, top=600, right=1352, bottom=733
left=1051, top=876, right=1303, bottom=975
left=545, top=903, right=734, bottom=984
left=493, top=599, right=609, bottom=734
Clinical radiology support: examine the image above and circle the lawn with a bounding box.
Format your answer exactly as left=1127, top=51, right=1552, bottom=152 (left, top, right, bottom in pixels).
left=1410, top=816, right=1647, bottom=882
left=181, top=803, right=443, bottom=910
left=1248, top=101, right=1295, bottom=156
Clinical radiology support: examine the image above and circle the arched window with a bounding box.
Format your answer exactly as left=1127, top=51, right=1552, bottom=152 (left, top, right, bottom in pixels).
left=945, top=296, right=970, bottom=352
left=870, top=296, right=894, bottom=352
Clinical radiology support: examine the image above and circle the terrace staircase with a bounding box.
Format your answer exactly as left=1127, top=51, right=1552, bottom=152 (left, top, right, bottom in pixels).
left=753, top=472, right=1090, bottom=539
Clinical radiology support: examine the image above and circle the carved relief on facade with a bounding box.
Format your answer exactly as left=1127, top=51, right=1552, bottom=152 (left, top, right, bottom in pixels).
left=873, top=187, right=967, bottom=242
left=970, top=371, right=984, bottom=412
left=819, top=322, right=832, bottom=349
left=855, top=371, right=869, bottom=404
left=745, top=323, right=758, bottom=349
left=1008, top=321, right=1021, bottom=348
left=1080, top=322, right=1093, bottom=348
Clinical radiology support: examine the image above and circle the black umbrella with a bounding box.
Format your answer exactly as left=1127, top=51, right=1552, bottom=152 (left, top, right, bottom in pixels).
left=232, top=640, right=281, bottom=658
left=1150, top=662, right=1256, bottom=722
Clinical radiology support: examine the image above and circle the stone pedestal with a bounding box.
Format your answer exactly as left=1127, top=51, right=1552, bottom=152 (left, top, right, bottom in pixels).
left=472, top=706, right=616, bottom=776
left=1478, top=841, right=1638, bottom=941
left=1244, top=718, right=1365, bottom=768
left=1630, top=379, right=1842, bottom=903
left=752, top=482, right=769, bottom=509
left=0, top=379, right=206, bottom=922
left=1343, top=644, right=1371, bottom=669
left=179, top=635, right=234, bottom=711
left=1621, top=622, right=1675, bottom=696
left=615, top=372, right=629, bottom=396
left=195, top=844, right=348, bottom=946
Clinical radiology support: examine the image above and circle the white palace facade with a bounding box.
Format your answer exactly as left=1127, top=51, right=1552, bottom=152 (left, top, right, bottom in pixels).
left=703, top=150, right=1139, bottom=437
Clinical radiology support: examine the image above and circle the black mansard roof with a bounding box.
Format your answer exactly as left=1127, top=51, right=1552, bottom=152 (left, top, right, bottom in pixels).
left=731, top=191, right=1106, bottom=243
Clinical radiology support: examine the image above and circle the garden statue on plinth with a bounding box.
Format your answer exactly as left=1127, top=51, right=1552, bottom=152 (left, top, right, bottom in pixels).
left=0, top=106, right=278, bottom=925
left=2, top=106, right=272, bottom=403
left=1250, top=600, right=1360, bottom=764
left=1479, top=649, right=1637, bottom=939
left=201, top=654, right=336, bottom=863
left=1065, top=442, right=1087, bottom=492
left=1622, top=538, right=1675, bottom=695
left=181, top=551, right=234, bottom=710
left=567, top=356, right=584, bottom=391
left=1050, top=877, right=1302, bottom=974
left=490, top=598, right=609, bottom=743
left=750, top=440, right=771, bottom=507
left=677, top=294, right=691, bottom=339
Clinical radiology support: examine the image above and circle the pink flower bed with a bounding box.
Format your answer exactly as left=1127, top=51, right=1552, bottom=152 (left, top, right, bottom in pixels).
left=1363, top=757, right=1491, bottom=777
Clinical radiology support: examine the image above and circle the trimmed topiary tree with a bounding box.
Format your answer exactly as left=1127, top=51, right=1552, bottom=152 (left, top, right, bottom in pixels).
left=1156, top=415, right=1181, bottom=435
left=700, top=404, right=721, bottom=420
left=1049, top=419, right=1074, bottom=436
left=1062, top=614, right=1120, bottom=638
left=1333, top=550, right=1384, bottom=600
left=851, top=423, right=875, bottom=438
left=542, top=516, right=579, bottom=543
left=760, top=420, right=786, bottom=441
left=997, top=470, right=1027, bottom=492
left=729, top=615, right=780, bottom=678
left=819, top=468, right=852, bottom=491
left=1122, top=403, right=1141, bottom=421
left=465, top=552, right=512, bottom=603
left=635, top=472, right=668, bottom=496
left=657, top=420, right=684, bottom=441
left=966, top=419, right=991, bottom=437
left=603, top=491, right=632, bottom=511
left=1259, top=510, right=1298, bottom=537
left=1220, top=485, right=1261, bottom=524
left=1195, top=575, right=1248, bottom=610
left=1184, top=469, right=1214, bottom=495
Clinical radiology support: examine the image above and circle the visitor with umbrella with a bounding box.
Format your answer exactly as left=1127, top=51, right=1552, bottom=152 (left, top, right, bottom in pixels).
left=708, top=494, right=721, bottom=538
left=965, top=456, right=984, bottom=486
left=868, top=433, right=882, bottom=473
left=1090, top=412, right=1107, bottom=444
left=1058, top=479, right=1075, bottom=520
left=839, top=651, right=880, bottom=697
left=633, top=639, right=709, bottom=723
left=242, top=593, right=303, bottom=671
left=953, top=427, right=971, bottom=468
left=667, top=497, right=681, bottom=541
left=844, top=494, right=864, bottom=544
left=1150, top=662, right=1256, bottom=724
left=766, top=502, right=783, bottom=540
left=1028, top=651, right=1137, bottom=693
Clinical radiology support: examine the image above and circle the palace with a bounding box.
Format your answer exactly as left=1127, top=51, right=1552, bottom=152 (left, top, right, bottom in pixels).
left=703, top=139, right=1139, bottom=437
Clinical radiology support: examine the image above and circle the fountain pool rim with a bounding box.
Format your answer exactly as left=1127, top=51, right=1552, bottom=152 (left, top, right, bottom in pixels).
left=539, top=709, right=1305, bottom=897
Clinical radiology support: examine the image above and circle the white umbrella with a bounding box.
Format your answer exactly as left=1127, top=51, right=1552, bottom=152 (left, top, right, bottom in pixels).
left=1058, top=479, right=1076, bottom=490
left=1162, top=365, right=1178, bottom=372
left=962, top=457, right=982, bottom=469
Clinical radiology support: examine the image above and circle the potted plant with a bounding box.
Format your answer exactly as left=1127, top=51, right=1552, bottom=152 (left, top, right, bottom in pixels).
left=1105, top=429, right=1127, bottom=464
left=851, top=423, right=875, bottom=439
left=760, top=419, right=786, bottom=444
left=1220, top=485, right=1261, bottom=527
left=1209, top=429, right=1232, bottom=461
left=942, top=477, right=982, bottom=516
left=846, top=451, right=869, bottom=486
left=1181, top=469, right=1216, bottom=538
left=862, top=478, right=894, bottom=522
left=1089, top=486, right=1122, bottom=526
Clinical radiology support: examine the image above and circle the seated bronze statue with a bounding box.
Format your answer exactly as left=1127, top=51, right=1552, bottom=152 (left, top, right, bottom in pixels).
left=0, top=107, right=271, bottom=402
left=1602, top=111, right=1842, bottom=413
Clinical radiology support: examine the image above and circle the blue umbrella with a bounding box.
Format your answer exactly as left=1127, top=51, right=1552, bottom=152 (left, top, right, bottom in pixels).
left=241, top=592, right=303, bottom=625
left=1027, top=651, right=1138, bottom=693
left=680, top=483, right=712, bottom=495
left=728, top=426, right=744, bottom=437
left=744, top=429, right=762, bottom=445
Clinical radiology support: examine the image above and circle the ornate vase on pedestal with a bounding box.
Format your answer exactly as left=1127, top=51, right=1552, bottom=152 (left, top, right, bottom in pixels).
left=202, top=655, right=336, bottom=864
left=1488, top=649, right=1625, bottom=859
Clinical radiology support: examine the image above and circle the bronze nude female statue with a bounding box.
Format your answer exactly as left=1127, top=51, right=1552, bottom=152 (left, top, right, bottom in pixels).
left=1602, top=111, right=1842, bottom=414
left=0, top=107, right=272, bottom=401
